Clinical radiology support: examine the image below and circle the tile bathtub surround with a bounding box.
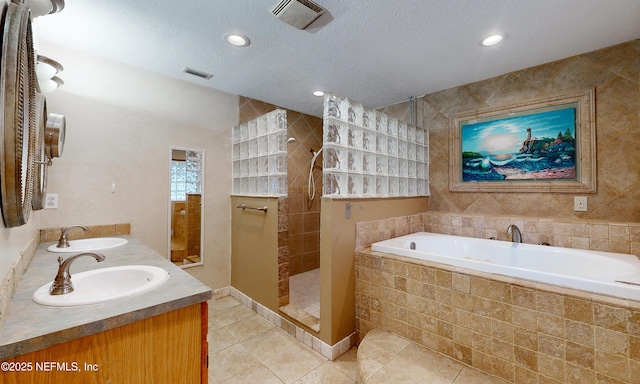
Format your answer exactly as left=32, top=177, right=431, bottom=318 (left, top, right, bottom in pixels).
left=230, top=287, right=356, bottom=361
left=355, top=246, right=640, bottom=384
left=354, top=212, right=640, bottom=383
left=355, top=212, right=640, bottom=259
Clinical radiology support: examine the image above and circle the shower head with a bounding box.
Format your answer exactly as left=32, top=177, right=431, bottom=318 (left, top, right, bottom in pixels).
left=287, top=137, right=296, bottom=144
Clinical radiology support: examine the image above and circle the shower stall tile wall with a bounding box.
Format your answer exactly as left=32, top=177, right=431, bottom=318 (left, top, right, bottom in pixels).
left=232, top=109, right=288, bottom=196
left=323, top=94, right=430, bottom=197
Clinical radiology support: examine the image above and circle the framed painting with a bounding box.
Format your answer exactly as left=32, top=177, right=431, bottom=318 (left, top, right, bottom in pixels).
left=449, top=88, right=596, bottom=193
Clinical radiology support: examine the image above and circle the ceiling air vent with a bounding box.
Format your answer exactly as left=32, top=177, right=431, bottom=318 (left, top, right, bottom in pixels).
left=182, top=67, right=213, bottom=80
left=270, top=0, right=326, bottom=30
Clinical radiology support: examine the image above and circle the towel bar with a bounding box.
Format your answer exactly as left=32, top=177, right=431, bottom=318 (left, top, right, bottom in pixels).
left=236, top=203, right=268, bottom=212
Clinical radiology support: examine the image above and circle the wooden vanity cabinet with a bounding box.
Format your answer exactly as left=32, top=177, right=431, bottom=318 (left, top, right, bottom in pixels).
left=1, top=302, right=208, bottom=384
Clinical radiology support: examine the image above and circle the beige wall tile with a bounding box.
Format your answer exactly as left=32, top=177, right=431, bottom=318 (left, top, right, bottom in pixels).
left=452, top=273, right=470, bottom=293
left=421, top=40, right=640, bottom=222
left=630, top=336, right=640, bottom=362
left=630, top=360, right=640, bottom=384
left=538, top=354, right=565, bottom=381
left=512, top=306, right=538, bottom=330
left=565, top=362, right=595, bottom=384
left=591, top=224, right=610, bottom=239
left=565, top=341, right=594, bottom=370
left=514, top=345, right=538, bottom=371
left=535, top=292, right=564, bottom=316
left=565, top=319, right=594, bottom=347
left=564, top=297, right=593, bottom=324
left=593, top=303, right=628, bottom=332
left=595, top=350, right=629, bottom=382
left=537, top=313, right=565, bottom=338
left=594, top=327, right=628, bottom=355
left=514, top=327, right=538, bottom=351
left=512, top=287, right=536, bottom=310
left=537, top=334, right=566, bottom=360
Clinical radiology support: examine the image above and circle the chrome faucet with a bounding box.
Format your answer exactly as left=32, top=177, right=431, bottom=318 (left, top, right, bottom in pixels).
left=507, top=224, right=522, bottom=243
left=50, top=252, right=106, bottom=295
left=56, top=225, right=89, bottom=248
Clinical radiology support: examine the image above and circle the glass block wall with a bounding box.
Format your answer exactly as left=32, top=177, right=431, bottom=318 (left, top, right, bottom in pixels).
left=322, top=94, right=429, bottom=197
left=232, top=109, right=288, bottom=196
left=171, top=150, right=203, bottom=201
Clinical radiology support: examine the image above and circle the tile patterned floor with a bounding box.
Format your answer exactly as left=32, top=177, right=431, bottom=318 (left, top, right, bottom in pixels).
left=358, top=329, right=508, bottom=384
left=208, top=295, right=356, bottom=384
left=289, top=268, right=321, bottom=319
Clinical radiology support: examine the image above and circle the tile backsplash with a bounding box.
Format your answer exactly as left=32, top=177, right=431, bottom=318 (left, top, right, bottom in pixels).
left=39, top=223, right=131, bottom=243
left=356, top=212, right=640, bottom=258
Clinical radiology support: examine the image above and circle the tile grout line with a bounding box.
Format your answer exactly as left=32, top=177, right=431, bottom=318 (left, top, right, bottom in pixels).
left=214, top=286, right=355, bottom=361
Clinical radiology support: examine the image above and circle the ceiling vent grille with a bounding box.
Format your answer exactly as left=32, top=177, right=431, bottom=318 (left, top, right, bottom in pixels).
left=182, top=67, right=213, bottom=80
left=270, top=0, right=326, bottom=30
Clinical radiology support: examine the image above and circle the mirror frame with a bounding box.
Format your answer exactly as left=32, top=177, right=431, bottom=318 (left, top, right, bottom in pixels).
left=1, top=2, right=37, bottom=227
left=167, top=146, right=204, bottom=268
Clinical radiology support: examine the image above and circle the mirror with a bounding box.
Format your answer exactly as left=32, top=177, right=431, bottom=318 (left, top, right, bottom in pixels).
left=167, top=147, right=204, bottom=268
left=1, top=2, right=37, bottom=227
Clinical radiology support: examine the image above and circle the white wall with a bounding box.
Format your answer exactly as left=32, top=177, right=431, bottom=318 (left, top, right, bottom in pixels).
left=31, top=41, right=238, bottom=289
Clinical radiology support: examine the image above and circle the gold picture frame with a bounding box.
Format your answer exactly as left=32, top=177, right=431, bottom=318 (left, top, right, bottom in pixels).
left=449, top=88, right=596, bottom=193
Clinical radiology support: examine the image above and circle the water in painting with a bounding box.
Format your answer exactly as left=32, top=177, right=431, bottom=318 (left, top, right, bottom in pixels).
left=461, top=106, right=577, bottom=181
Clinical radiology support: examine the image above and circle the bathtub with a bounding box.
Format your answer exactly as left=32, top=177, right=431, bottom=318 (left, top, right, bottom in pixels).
left=371, top=232, right=640, bottom=301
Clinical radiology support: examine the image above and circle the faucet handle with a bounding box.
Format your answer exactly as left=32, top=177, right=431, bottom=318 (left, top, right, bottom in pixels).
left=57, top=256, right=64, bottom=266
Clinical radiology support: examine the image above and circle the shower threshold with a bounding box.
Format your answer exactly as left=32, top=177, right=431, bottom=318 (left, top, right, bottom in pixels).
left=280, top=303, right=320, bottom=332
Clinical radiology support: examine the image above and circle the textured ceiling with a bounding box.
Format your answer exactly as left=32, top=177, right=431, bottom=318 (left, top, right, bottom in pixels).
left=34, top=0, right=640, bottom=117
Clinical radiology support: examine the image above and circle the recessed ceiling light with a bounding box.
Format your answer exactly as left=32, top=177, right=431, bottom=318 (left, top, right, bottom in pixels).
left=312, top=90, right=324, bottom=97
left=482, top=34, right=503, bottom=46
left=225, top=33, right=250, bottom=47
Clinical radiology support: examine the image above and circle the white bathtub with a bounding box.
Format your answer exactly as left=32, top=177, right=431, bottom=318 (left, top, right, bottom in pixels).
left=371, top=232, right=640, bottom=301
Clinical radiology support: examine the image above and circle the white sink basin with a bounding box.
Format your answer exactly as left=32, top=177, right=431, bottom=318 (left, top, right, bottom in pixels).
left=47, top=237, right=128, bottom=253
left=32, top=265, right=170, bottom=307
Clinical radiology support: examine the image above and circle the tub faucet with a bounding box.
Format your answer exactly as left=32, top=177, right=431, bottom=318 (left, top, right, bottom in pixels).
left=507, top=224, right=522, bottom=243
left=50, top=252, right=106, bottom=295
left=56, top=225, right=89, bottom=248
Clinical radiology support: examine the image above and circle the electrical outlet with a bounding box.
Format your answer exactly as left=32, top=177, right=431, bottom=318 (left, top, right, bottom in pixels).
left=574, top=196, right=587, bottom=212
left=45, top=194, right=58, bottom=209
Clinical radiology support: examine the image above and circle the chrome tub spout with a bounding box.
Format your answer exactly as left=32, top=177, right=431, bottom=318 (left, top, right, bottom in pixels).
left=507, top=224, right=522, bottom=243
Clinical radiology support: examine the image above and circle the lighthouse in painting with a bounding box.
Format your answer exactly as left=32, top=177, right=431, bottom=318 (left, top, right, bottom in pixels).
left=461, top=107, right=577, bottom=181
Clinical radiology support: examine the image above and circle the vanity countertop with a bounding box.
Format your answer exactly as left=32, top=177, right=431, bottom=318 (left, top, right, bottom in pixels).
left=0, top=235, right=212, bottom=360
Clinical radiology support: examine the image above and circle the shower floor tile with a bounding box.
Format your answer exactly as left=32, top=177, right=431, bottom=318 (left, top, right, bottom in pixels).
left=289, top=268, right=320, bottom=318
